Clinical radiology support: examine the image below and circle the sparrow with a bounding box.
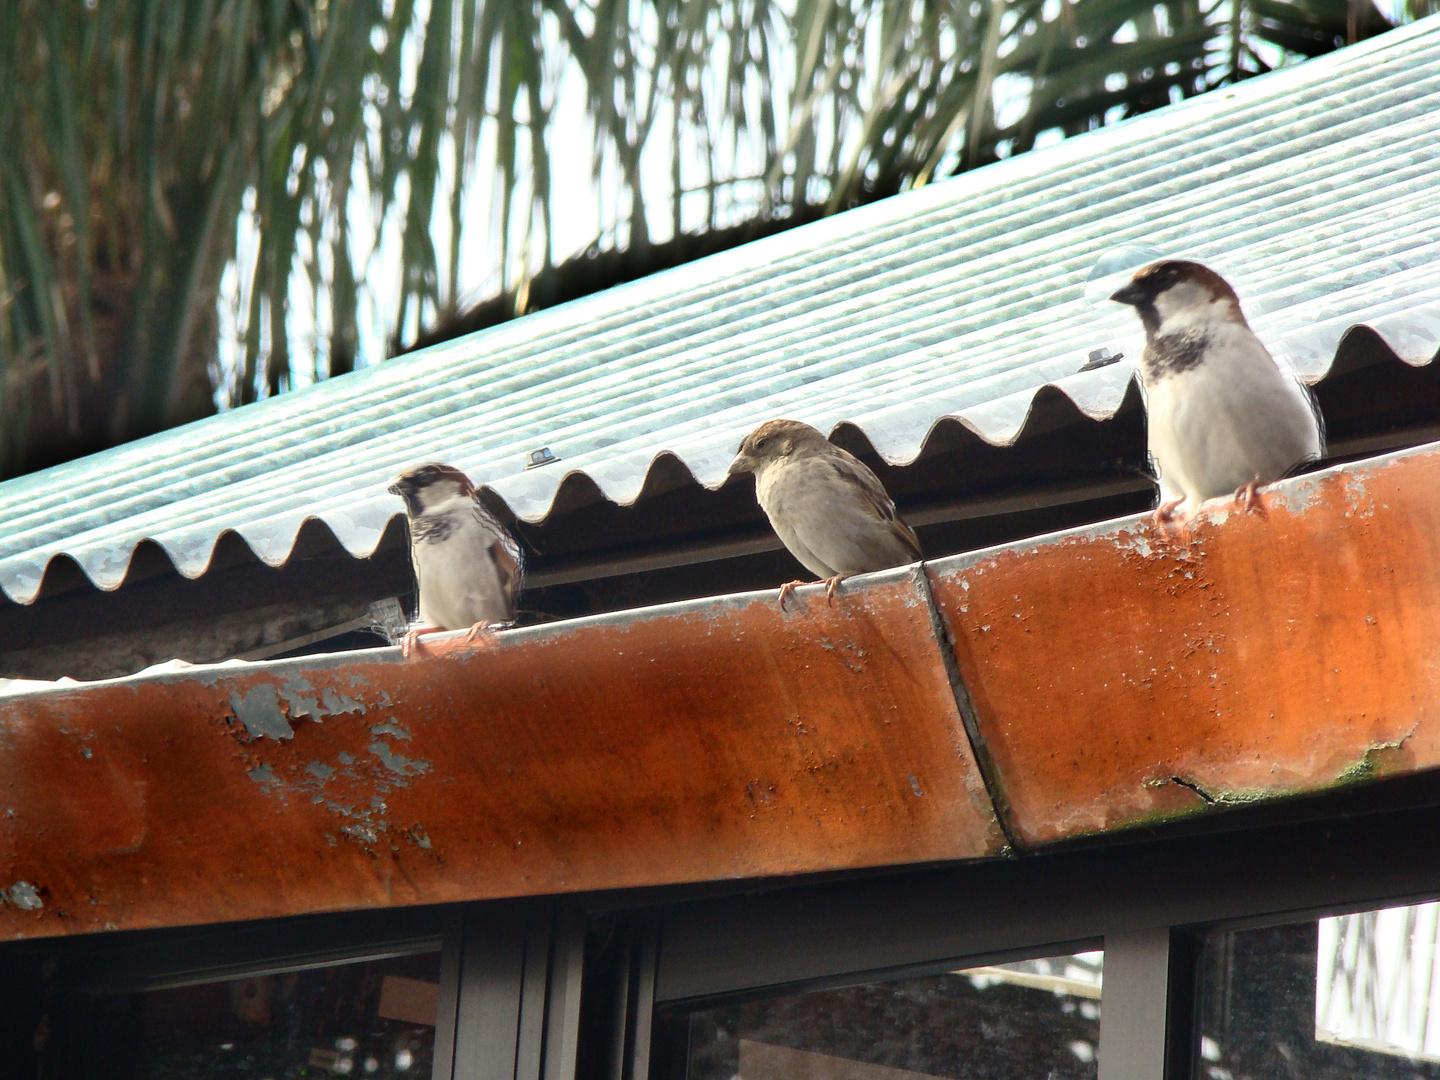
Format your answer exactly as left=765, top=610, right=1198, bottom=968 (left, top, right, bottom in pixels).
left=727, top=419, right=922, bottom=609
left=388, top=463, right=523, bottom=657
left=1110, top=260, right=1323, bottom=522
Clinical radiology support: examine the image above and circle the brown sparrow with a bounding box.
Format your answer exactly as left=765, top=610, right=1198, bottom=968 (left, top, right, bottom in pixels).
left=1111, top=260, right=1323, bottom=522
left=388, top=463, right=522, bottom=656
left=728, top=419, right=922, bottom=609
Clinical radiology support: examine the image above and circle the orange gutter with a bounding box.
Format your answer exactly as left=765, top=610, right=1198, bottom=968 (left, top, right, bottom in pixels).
left=0, top=567, right=1000, bottom=940
left=4, top=442, right=1440, bottom=941
left=932, top=441, right=1440, bottom=845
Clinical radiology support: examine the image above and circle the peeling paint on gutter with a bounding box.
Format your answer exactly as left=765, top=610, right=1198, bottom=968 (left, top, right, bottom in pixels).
left=0, top=565, right=1001, bottom=941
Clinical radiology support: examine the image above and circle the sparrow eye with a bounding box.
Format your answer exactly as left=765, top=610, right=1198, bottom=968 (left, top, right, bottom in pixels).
left=755, top=438, right=769, bottom=451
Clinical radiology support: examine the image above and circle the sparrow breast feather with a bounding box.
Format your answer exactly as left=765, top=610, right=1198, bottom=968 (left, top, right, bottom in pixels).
left=388, top=463, right=523, bottom=657
left=728, top=419, right=922, bottom=609
left=1111, top=259, right=1323, bottom=522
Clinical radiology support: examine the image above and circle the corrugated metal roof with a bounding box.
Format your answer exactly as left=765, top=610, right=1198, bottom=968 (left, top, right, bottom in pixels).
left=3, top=17, right=1440, bottom=605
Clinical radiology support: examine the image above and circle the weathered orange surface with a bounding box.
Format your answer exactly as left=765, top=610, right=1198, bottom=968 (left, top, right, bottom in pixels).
left=930, top=444, right=1440, bottom=845
left=13, top=443, right=1440, bottom=940
left=0, top=567, right=1001, bottom=940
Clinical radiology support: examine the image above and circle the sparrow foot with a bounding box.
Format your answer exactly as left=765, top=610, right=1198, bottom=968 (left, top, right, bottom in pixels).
left=823, top=573, right=852, bottom=605
left=1151, top=498, right=1185, bottom=528
left=461, top=621, right=498, bottom=647
left=1232, top=480, right=1265, bottom=515
left=777, top=580, right=809, bottom=612
left=401, top=625, right=443, bottom=658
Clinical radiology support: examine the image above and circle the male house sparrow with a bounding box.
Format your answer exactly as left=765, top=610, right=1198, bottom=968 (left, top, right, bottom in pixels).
left=388, top=463, right=523, bottom=657
left=727, top=419, right=922, bottom=608
left=1111, top=260, right=1323, bottom=522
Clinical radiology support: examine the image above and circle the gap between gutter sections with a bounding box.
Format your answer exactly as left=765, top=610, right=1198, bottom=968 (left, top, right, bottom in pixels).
left=913, top=563, right=1022, bottom=853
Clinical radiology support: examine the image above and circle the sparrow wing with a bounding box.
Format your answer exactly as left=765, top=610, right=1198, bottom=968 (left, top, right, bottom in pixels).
left=823, top=452, right=923, bottom=562
left=473, top=496, right=525, bottom=617
left=407, top=529, right=423, bottom=581
left=489, top=539, right=522, bottom=612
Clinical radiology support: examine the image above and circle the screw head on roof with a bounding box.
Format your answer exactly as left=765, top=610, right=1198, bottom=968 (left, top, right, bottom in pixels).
left=1078, top=347, right=1124, bottom=372
left=526, top=447, right=559, bottom=469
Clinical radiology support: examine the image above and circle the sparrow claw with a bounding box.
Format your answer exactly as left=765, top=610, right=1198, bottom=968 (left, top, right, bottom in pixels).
left=1151, top=498, right=1185, bottom=528
left=777, top=580, right=807, bottom=612
left=823, top=573, right=851, bottom=605
left=1233, top=480, right=1265, bottom=515
left=461, top=621, right=497, bottom=647
left=401, top=626, right=442, bottom=658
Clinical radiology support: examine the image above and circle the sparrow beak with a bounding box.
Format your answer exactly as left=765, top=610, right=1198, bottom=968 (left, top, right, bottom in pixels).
left=387, top=481, right=404, bottom=497
left=1109, top=282, right=1145, bottom=306
left=727, top=453, right=755, bottom=478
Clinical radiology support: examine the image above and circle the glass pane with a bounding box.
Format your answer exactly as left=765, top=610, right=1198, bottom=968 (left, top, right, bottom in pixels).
left=1197, top=902, right=1440, bottom=1079
left=685, top=950, right=1102, bottom=1079
left=51, top=950, right=441, bottom=1080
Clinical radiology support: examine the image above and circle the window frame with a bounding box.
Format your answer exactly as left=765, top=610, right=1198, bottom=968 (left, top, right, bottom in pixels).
left=10, top=784, right=1440, bottom=1080
left=28, top=904, right=459, bottom=1079
left=23, top=898, right=590, bottom=1080
left=646, top=790, right=1440, bottom=1080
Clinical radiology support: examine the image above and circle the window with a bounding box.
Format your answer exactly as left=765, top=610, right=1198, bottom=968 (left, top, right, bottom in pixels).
left=1196, top=902, right=1440, bottom=1079
left=47, top=950, right=442, bottom=1079
left=680, top=950, right=1102, bottom=1079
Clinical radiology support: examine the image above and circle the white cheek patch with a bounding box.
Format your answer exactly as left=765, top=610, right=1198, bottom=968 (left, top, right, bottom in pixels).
left=417, top=479, right=466, bottom=508
left=1154, top=281, right=1227, bottom=329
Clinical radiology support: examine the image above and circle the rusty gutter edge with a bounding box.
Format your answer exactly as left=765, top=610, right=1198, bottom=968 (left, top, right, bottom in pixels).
left=927, top=435, right=1440, bottom=577
left=0, top=564, right=956, bottom=697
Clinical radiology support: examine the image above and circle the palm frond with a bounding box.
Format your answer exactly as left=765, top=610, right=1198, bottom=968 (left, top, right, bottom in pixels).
left=0, top=0, right=1413, bottom=478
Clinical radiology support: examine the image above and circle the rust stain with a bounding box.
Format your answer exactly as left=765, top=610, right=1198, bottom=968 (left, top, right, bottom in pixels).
left=930, top=446, right=1440, bottom=846
left=0, top=567, right=1002, bottom=941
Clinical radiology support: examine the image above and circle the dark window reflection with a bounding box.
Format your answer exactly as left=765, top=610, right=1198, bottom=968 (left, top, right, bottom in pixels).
left=1197, top=904, right=1440, bottom=1079
left=686, top=951, right=1102, bottom=1079
left=50, top=951, right=440, bottom=1080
